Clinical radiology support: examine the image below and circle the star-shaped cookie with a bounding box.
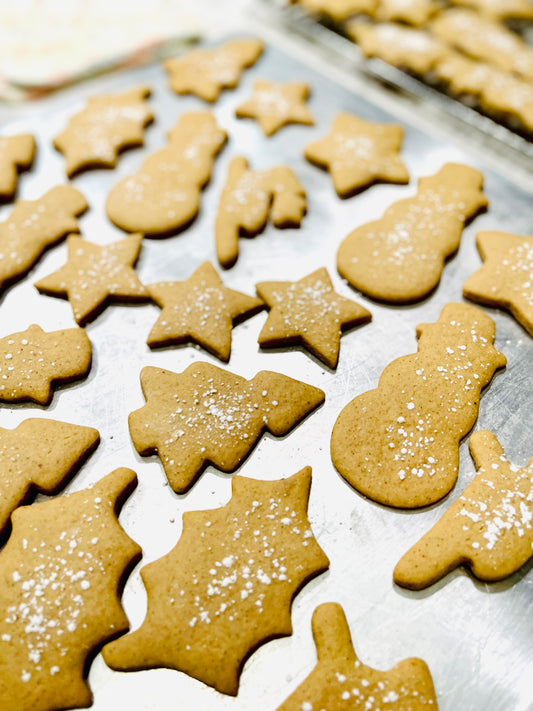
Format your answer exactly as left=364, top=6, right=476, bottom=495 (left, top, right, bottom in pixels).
left=304, top=113, right=409, bottom=197
left=463, top=231, right=533, bottom=337
left=235, top=80, right=315, bottom=136
left=35, top=234, right=148, bottom=325
left=146, top=261, right=264, bottom=361
left=256, top=267, right=371, bottom=368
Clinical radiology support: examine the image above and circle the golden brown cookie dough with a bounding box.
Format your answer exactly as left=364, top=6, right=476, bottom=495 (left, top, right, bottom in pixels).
left=294, top=0, right=377, bottom=22
left=103, top=467, right=329, bottom=696
left=337, top=163, right=487, bottom=303
left=164, top=38, right=264, bottom=102
left=216, top=156, right=307, bottom=269
left=235, top=80, right=315, bottom=136
left=0, top=134, right=35, bottom=201
left=106, top=111, right=226, bottom=237
left=330, top=303, right=507, bottom=508
left=0, top=468, right=141, bottom=711
left=394, top=430, right=533, bottom=589
left=373, top=0, right=441, bottom=26
left=129, top=361, right=325, bottom=493
left=53, top=85, right=153, bottom=177
left=304, top=112, right=409, bottom=197
left=449, top=0, right=533, bottom=21
left=277, top=603, right=438, bottom=710
left=256, top=267, right=371, bottom=368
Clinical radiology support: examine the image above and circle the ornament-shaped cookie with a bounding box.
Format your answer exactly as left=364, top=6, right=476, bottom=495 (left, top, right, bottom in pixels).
left=277, top=603, right=438, bottom=710
left=0, top=468, right=141, bottom=711
left=337, top=163, right=487, bottom=303
left=54, top=85, right=153, bottom=177
left=0, top=185, right=88, bottom=293
left=0, top=324, right=92, bottom=405
left=463, top=231, right=533, bottom=337
left=164, top=38, right=263, bottom=102
left=0, top=418, right=99, bottom=536
left=394, top=430, right=533, bottom=589
left=103, top=467, right=329, bottom=696
left=216, top=156, right=307, bottom=269
left=129, top=361, right=325, bottom=493
left=331, top=303, right=506, bottom=508
left=0, top=134, right=35, bottom=200
left=235, top=80, right=315, bottom=136
left=106, top=111, right=227, bottom=236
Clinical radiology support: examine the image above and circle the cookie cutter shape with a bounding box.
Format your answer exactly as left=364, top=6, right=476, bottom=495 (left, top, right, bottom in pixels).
left=0, top=467, right=141, bottom=711
left=372, top=0, right=441, bottom=26
left=0, top=324, right=92, bottom=405
left=337, top=163, right=488, bottom=303
left=235, top=79, right=315, bottom=136
left=0, top=418, right=99, bottom=537
left=106, top=111, right=227, bottom=236
left=129, top=361, right=325, bottom=493
left=277, top=603, right=438, bottom=710
left=216, top=156, right=307, bottom=269
left=394, top=430, right=533, bottom=589
left=163, top=38, right=263, bottom=102
left=256, top=267, right=371, bottom=368
left=35, top=234, right=148, bottom=326
left=103, top=467, right=329, bottom=696
left=295, top=0, right=377, bottom=23
left=304, top=112, right=409, bottom=197
left=330, top=303, right=507, bottom=508
left=53, top=85, right=153, bottom=177
left=0, top=185, right=88, bottom=294
left=0, top=134, right=35, bottom=201
left=449, top=0, right=533, bottom=21
left=147, top=261, right=264, bottom=361
left=463, top=231, right=533, bottom=337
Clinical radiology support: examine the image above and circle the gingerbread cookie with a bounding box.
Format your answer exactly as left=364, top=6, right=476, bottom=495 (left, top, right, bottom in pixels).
left=449, top=0, right=533, bottom=21
left=337, top=163, right=488, bottom=303
left=330, top=303, right=506, bottom=508
left=0, top=134, right=35, bottom=201
left=147, top=261, right=263, bottom=361
left=235, top=80, right=315, bottom=136
left=0, top=185, right=88, bottom=294
left=394, top=430, right=533, bottom=589
left=164, top=38, right=263, bottom=102
left=53, top=85, right=153, bottom=177
left=277, top=603, right=438, bottom=710
left=106, top=111, right=227, bottom=236
left=256, top=267, right=371, bottom=368
left=0, top=418, right=99, bottom=537
left=463, top=231, right=533, bottom=337
left=294, top=0, right=377, bottom=22
left=103, top=467, right=329, bottom=695
left=0, top=468, right=141, bottom=710
left=216, top=156, right=307, bottom=269
left=129, top=361, right=325, bottom=493
left=372, top=0, right=441, bottom=25
left=304, top=112, right=409, bottom=197
left=0, top=324, right=92, bottom=405
left=35, top=234, right=148, bottom=326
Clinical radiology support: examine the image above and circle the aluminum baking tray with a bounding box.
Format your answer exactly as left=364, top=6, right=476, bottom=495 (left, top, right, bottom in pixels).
left=0, top=32, right=531, bottom=711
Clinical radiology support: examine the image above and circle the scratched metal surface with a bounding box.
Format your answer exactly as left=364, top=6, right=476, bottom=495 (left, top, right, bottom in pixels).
left=0, top=36, right=531, bottom=711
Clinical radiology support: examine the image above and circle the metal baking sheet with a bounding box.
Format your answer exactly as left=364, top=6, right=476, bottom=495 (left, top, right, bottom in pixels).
left=0, top=33, right=532, bottom=711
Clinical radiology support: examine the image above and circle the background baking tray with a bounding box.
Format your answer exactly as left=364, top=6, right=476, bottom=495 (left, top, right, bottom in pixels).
left=0, top=33, right=532, bottom=711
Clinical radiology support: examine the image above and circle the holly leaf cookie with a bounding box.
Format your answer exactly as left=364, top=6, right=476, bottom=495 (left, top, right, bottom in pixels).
left=0, top=324, right=92, bottom=405
left=337, top=163, right=488, bottom=303
left=103, top=467, right=329, bottom=696
left=35, top=234, right=148, bottom=326
left=216, top=156, right=307, bottom=269
left=0, top=468, right=141, bottom=711
left=394, top=430, right=533, bottom=589
left=256, top=267, right=371, bottom=368
left=277, top=603, right=438, bottom=710
left=235, top=80, right=315, bottom=136
left=0, top=418, right=99, bottom=537
left=0, top=185, right=88, bottom=294
left=304, top=112, right=409, bottom=197
left=53, top=85, right=153, bottom=177
left=147, top=261, right=264, bottom=361
left=330, top=303, right=506, bottom=508
left=163, top=38, right=263, bottom=102
left=129, top=361, right=325, bottom=493
left=0, top=134, right=35, bottom=201
left=463, top=231, right=533, bottom=338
